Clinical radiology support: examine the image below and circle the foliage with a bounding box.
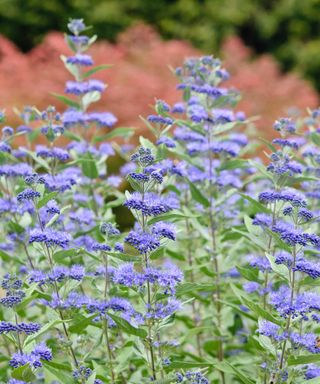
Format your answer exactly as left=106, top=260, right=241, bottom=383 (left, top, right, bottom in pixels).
left=0, top=17, right=320, bottom=384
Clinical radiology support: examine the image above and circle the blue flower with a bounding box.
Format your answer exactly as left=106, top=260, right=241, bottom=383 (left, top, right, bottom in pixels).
left=293, top=258, right=320, bottom=279
left=86, top=112, right=117, bottom=128
left=125, top=230, right=160, bottom=254
left=258, top=320, right=286, bottom=342
left=290, top=332, right=320, bottom=354
left=273, top=117, right=296, bottom=134
left=100, top=222, right=120, bottom=236
left=67, top=19, right=86, bottom=35
left=305, top=365, right=320, bottom=379
left=156, top=136, right=176, bottom=148
left=124, top=192, right=173, bottom=216
left=29, top=228, right=71, bottom=248
left=36, top=145, right=70, bottom=161
left=147, top=115, right=173, bottom=125
left=0, top=164, right=33, bottom=177
left=259, top=189, right=307, bottom=207
left=152, top=222, right=176, bottom=240
left=17, top=188, right=40, bottom=202
left=66, top=54, right=94, bottom=66
left=65, top=80, right=105, bottom=95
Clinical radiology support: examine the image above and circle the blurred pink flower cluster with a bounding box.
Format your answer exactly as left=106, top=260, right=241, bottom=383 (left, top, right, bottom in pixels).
left=0, top=23, right=318, bottom=138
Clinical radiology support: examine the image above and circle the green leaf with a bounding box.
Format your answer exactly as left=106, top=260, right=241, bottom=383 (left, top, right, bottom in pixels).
left=60, top=54, right=80, bottom=79
left=213, top=122, right=236, bottom=135
left=82, top=91, right=101, bottom=110
left=108, top=252, right=140, bottom=262
left=87, top=372, right=97, bottom=384
left=236, top=266, right=260, bottom=282
left=22, top=148, right=51, bottom=171
left=83, top=64, right=113, bottom=79
left=93, top=127, right=134, bottom=142
left=25, top=319, right=63, bottom=345
left=108, top=314, right=147, bottom=338
left=220, top=299, right=256, bottom=321
left=241, top=296, right=282, bottom=325
left=303, top=377, right=320, bottom=384
left=37, top=191, right=58, bottom=209
left=11, top=365, right=36, bottom=381
left=0, top=249, right=11, bottom=262
left=64, top=33, right=77, bottom=52
left=51, top=93, right=80, bottom=108
left=69, top=314, right=98, bottom=333
left=53, top=248, right=79, bottom=264
left=265, top=253, right=289, bottom=281
left=176, top=283, right=216, bottom=297
left=259, top=137, right=277, bottom=153
left=8, top=220, right=25, bottom=234
left=248, top=160, right=273, bottom=180
left=256, top=334, right=277, bottom=356
left=183, top=87, right=191, bottom=102
left=288, top=354, right=320, bottom=366
left=169, top=360, right=210, bottom=369
left=187, top=181, right=210, bottom=208
left=63, top=130, right=82, bottom=142
left=140, top=116, right=159, bottom=137
left=148, top=212, right=198, bottom=225
left=139, top=136, right=156, bottom=151
left=220, top=159, right=248, bottom=170
left=81, top=154, right=99, bottom=179
left=215, top=361, right=255, bottom=384
left=215, top=188, right=237, bottom=207
left=154, top=377, right=175, bottom=384
left=46, top=205, right=71, bottom=228
left=310, top=132, right=320, bottom=147
left=44, top=360, right=70, bottom=371
left=240, top=193, right=271, bottom=214
left=44, top=363, right=73, bottom=383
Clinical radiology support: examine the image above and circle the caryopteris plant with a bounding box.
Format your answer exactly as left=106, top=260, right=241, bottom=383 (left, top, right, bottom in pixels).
left=0, top=18, right=319, bottom=384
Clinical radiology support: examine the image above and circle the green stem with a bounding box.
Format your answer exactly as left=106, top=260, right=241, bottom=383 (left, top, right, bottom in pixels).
left=184, top=194, right=203, bottom=357
left=15, top=314, right=23, bottom=354
left=103, top=253, right=116, bottom=384
left=207, top=131, right=225, bottom=384
left=273, top=247, right=297, bottom=382
left=146, top=272, right=157, bottom=380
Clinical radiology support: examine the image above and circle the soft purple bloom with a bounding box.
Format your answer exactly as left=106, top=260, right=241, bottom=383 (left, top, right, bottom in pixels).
left=68, top=19, right=86, bottom=34
left=17, top=188, right=40, bottom=202
left=247, top=255, right=271, bottom=272
left=36, top=145, right=70, bottom=161
left=258, top=320, right=286, bottom=342
left=152, top=222, right=176, bottom=240
left=66, top=54, right=93, bottom=66
left=107, top=175, right=122, bottom=188
left=86, top=112, right=117, bottom=127
left=0, top=164, right=33, bottom=177
left=125, top=230, right=160, bottom=254
left=156, top=136, right=176, bottom=148
left=124, top=192, right=173, bottom=216
left=65, top=80, right=105, bottom=95
left=29, top=228, right=71, bottom=248
left=147, top=115, right=173, bottom=125
left=305, top=365, right=320, bottom=380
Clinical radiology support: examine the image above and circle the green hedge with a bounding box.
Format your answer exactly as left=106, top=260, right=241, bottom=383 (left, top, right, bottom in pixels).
left=1, top=0, right=320, bottom=90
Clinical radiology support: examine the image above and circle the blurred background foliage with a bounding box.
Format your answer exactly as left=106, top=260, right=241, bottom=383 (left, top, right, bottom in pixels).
left=0, top=0, right=319, bottom=90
